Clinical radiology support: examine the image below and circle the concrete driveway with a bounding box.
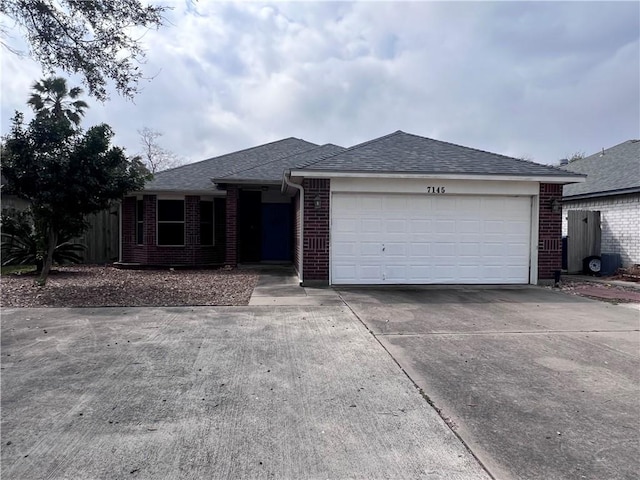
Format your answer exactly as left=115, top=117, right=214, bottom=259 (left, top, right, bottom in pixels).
left=338, top=286, right=640, bottom=480
left=1, top=305, right=489, bottom=480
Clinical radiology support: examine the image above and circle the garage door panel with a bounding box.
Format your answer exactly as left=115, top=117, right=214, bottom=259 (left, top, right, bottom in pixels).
left=333, top=241, right=356, bottom=256
left=361, top=219, right=381, bottom=233
left=458, top=243, right=481, bottom=256
left=410, top=219, right=432, bottom=233
left=409, top=243, right=430, bottom=256
left=482, top=243, right=504, bottom=256
left=360, top=242, right=382, bottom=256
left=435, top=197, right=458, bottom=211
left=433, top=233, right=458, bottom=244
left=331, top=192, right=531, bottom=285
left=385, top=219, right=407, bottom=233
left=332, top=265, right=357, bottom=283
left=359, top=265, right=382, bottom=282
left=484, top=265, right=507, bottom=276
left=333, top=218, right=357, bottom=233
left=432, top=256, right=457, bottom=266
left=430, top=266, right=455, bottom=280
left=458, top=220, right=481, bottom=233
left=505, top=243, right=529, bottom=256
left=458, top=265, right=481, bottom=278
left=435, top=219, right=456, bottom=233
left=385, top=243, right=406, bottom=256
left=432, top=243, right=456, bottom=256
left=484, top=221, right=505, bottom=233
left=360, top=196, right=383, bottom=211
left=385, top=264, right=408, bottom=281
left=456, top=197, right=481, bottom=211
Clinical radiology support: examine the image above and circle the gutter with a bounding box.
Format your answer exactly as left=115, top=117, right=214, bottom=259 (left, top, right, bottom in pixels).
left=563, top=187, right=640, bottom=201
left=282, top=170, right=304, bottom=284
left=289, top=170, right=586, bottom=184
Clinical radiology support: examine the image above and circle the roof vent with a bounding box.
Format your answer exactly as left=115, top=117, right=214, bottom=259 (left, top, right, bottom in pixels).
left=600, top=147, right=605, bottom=156
left=559, top=158, right=569, bottom=166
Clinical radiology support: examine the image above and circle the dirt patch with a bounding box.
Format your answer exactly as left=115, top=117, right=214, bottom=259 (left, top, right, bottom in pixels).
left=0, top=265, right=259, bottom=307
left=557, top=279, right=640, bottom=304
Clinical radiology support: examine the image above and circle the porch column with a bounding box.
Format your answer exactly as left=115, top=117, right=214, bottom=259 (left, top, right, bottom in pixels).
left=538, top=183, right=563, bottom=280
left=225, top=185, right=239, bottom=267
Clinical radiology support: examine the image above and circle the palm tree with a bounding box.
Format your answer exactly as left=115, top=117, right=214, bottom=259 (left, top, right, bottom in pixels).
left=27, top=77, right=89, bottom=126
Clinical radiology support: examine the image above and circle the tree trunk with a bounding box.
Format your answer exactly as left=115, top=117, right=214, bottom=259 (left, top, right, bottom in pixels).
left=37, top=229, right=58, bottom=286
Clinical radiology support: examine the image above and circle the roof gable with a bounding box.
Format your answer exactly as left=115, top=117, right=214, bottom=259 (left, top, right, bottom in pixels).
left=295, top=131, right=582, bottom=178
left=145, top=137, right=318, bottom=192
left=562, top=140, right=640, bottom=198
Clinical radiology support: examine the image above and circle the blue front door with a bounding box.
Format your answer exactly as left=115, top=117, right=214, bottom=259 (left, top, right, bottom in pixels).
left=261, top=203, right=292, bottom=262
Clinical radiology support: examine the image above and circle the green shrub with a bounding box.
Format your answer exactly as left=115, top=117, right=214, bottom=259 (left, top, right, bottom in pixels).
left=1, top=208, right=85, bottom=271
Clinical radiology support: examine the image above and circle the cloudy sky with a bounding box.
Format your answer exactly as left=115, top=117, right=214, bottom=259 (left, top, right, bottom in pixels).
left=2, top=1, right=639, bottom=166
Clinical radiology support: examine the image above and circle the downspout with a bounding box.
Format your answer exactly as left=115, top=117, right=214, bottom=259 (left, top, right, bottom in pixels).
left=282, top=171, right=304, bottom=285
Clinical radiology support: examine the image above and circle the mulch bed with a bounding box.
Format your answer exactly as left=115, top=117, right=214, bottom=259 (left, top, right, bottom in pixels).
left=0, top=265, right=260, bottom=308
left=558, top=277, right=640, bottom=304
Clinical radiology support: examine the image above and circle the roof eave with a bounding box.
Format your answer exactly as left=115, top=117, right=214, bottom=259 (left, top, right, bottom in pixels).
left=563, top=187, right=640, bottom=201
left=212, top=178, right=282, bottom=186
left=134, top=188, right=226, bottom=196
left=288, top=170, right=586, bottom=184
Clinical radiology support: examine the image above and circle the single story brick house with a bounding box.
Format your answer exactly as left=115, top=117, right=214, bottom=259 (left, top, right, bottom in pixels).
left=561, top=140, right=640, bottom=268
left=120, top=131, right=584, bottom=285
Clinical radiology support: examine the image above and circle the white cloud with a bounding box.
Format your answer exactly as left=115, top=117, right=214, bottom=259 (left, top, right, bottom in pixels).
left=2, top=1, right=638, bottom=164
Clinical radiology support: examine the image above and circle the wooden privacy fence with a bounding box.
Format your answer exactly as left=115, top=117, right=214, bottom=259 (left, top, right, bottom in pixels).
left=73, top=206, right=119, bottom=264
left=567, top=210, right=601, bottom=273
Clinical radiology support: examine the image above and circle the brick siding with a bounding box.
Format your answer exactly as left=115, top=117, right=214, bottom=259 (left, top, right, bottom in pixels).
left=302, top=179, right=330, bottom=283
left=121, top=195, right=224, bottom=266
left=538, top=183, right=563, bottom=279
left=562, top=193, right=639, bottom=267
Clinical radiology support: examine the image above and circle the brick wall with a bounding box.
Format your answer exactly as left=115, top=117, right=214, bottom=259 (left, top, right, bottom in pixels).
left=538, top=183, right=563, bottom=280
left=562, top=193, right=639, bottom=267
left=225, top=185, right=239, bottom=266
left=302, top=179, right=330, bottom=283
left=121, top=195, right=224, bottom=266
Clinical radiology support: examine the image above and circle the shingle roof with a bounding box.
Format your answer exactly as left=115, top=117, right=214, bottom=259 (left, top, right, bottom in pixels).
left=145, top=137, right=318, bottom=191
left=562, top=140, right=640, bottom=198
left=296, top=131, right=583, bottom=178
left=216, top=144, right=345, bottom=183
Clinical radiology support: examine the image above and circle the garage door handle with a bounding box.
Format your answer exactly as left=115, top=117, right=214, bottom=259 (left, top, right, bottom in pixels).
left=382, top=244, right=385, bottom=252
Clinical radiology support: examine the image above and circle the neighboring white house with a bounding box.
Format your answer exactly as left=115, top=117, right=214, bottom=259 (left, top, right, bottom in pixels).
left=561, top=140, right=640, bottom=268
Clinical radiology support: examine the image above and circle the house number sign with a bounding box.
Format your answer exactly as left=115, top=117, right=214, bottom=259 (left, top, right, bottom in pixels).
left=426, top=186, right=446, bottom=194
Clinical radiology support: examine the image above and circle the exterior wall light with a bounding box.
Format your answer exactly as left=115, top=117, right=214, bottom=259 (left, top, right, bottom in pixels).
left=549, top=197, right=561, bottom=213
left=314, top=194, right=321, bottom=209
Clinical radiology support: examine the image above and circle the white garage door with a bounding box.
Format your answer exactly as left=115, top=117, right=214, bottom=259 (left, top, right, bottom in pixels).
left=331, top=193, right=532, bottom=285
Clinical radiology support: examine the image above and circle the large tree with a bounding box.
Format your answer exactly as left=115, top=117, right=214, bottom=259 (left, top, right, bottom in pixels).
left=1, top=77, right=151, bottom=284
left=1, top=0, right=168, bottom=101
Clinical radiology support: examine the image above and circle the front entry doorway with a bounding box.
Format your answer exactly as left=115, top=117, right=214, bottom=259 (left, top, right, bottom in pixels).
left=238, top=189, right=293, bottom=263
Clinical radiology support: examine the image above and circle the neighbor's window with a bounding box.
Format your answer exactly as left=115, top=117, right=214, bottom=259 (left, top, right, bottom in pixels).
left=157, top=199, right=185, bottom=246
left=136, top=199, right=144, bottom=245
left=200, top=200, right=214, bottom=246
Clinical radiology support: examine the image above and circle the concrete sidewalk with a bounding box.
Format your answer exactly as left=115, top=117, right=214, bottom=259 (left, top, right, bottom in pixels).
left=248, top=266, right=344, bottom=306
left=1, top=305, right=490, bottom=480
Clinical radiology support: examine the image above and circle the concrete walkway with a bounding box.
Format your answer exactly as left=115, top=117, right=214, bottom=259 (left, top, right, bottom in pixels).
left=248, top=266, right=344, bottom=306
